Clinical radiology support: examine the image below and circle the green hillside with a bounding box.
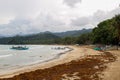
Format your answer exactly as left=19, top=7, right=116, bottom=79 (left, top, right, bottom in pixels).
left=54, top=29, right=92, bottom=37
left=0, top=32, right=60, bottom=44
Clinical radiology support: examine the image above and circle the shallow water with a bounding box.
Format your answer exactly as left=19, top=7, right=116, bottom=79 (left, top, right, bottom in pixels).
left=0, top=45, right=69, bottom=72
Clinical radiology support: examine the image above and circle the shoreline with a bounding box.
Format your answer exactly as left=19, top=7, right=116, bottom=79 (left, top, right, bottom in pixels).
left=0, top=45, right=73, bottom=78
left=0, top=45, right=102, bottom=79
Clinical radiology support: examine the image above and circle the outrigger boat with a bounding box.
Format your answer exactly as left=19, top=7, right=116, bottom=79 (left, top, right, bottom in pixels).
left=11, top=46, right=29, bottom=50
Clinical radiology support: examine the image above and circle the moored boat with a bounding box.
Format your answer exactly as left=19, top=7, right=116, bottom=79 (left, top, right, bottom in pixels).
left=11, top=46, right=29, bottom=50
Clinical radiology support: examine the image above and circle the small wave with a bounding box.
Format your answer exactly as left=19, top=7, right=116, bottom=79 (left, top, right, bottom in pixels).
left=0, top=54, right=13, bottom=58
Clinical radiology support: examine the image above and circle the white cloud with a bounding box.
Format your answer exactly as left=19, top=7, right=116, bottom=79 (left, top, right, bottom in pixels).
left=0, top=0, right=120, bottom=36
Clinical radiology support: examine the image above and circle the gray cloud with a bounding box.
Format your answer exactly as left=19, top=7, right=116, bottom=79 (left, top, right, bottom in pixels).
left=64, top=0, right=81, bottom=7
left=0, top=7, right=120, bottom=36
left=0, top=18, right=31, bottom=36
left=71, top=17, right=90, bottom=26
left=71, top=7, right=120, bottom=27
left=0, top=0, right=119, bottom=36
left=30, top=13, right=66, bottom=32
left=0, top=14, right=65, bottom=36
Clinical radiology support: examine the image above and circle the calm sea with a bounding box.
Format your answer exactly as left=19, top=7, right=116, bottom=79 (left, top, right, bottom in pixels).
left=0, top=45, right=69, bottom=72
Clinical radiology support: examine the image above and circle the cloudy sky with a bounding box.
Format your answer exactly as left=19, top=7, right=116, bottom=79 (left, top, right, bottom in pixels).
left=0, top=0, right=120, bottom=36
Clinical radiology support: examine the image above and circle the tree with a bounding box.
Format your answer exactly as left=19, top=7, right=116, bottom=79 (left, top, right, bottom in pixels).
left=92, top=19, right=116, bottom=45
left=113, top=15, right=120, bottom=49
left=76, top=33, right=92, bottom=44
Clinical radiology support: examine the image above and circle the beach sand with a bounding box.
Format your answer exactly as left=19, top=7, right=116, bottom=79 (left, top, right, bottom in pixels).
left=0, top=45, right=102, bottom=79
left=0, top=45, right=119, bottom=80
left=102, top=50, right=120, bottom=80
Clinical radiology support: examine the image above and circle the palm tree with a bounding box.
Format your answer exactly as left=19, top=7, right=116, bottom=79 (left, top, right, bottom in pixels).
left=114, top=15, right=120, bottom=50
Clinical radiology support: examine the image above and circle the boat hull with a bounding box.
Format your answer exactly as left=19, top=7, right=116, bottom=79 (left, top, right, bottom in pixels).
left=10, top=47, right=29, bottom=50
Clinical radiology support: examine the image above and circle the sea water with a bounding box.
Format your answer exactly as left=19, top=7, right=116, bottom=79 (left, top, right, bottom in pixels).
left=0, top=45, right=70, bottom=72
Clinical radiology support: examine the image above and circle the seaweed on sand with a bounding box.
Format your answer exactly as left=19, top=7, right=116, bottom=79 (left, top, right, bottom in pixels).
left=0, top=52, right=116, bottom=80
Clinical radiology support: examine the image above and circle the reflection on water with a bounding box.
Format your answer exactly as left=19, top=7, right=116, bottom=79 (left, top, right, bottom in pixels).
left=0, top=45, right=69, bottom=72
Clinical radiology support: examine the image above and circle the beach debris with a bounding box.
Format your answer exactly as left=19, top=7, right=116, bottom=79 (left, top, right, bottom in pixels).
left=0, top=51, right=116, bottom=80
left=94, top=47, right=102, bottom=51
left=94, top=66, right=99, bottom=69
left=62, top=72, right=80, bottom=80
left=52, top=47, right=66, bottom=50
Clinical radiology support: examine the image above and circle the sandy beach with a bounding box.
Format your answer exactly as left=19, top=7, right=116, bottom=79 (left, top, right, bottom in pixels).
left=0, top=45, right=119, bottom=80
left=103, top=50, right=120, bottom=80
left=0, top=45, right=102, bottom=79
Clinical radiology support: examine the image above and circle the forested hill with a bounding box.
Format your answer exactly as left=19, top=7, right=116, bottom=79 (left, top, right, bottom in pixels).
left=0, top=32, right=60, bottom=44
left=0, top=29, right=92, bottom=44
left=54, top=29, right=92, bottom=37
